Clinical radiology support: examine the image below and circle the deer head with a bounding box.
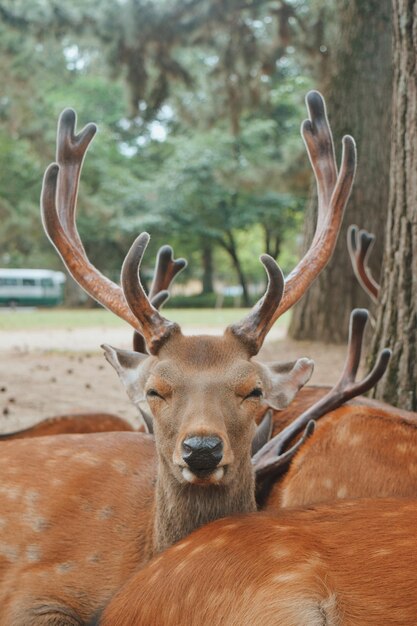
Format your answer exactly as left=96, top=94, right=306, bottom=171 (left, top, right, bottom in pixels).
left=41, top=91, right=355, bottom=549
left=102, top=320, right=313, bottom=489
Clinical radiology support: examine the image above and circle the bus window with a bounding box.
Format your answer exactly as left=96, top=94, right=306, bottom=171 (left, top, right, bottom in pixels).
left=22, top=278, right=36, bottom=286
left=0, top=278, right=18, bottom=286
left=40, top=278, right=54, bottom=288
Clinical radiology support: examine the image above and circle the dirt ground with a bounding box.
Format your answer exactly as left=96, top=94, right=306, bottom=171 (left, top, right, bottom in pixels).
left=0, top=326, right=349, bottom=434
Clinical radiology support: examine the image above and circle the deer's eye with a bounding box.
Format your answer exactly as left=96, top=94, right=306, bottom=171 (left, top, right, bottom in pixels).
left=146, top=389, right=164, bottom=400
left=244, top=388, right=263, bottom=400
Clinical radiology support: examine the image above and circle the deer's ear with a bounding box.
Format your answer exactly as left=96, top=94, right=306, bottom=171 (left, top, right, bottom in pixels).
left=260, top=358, right=314, bottom=410
left=101, top=344, right=150, bottom=406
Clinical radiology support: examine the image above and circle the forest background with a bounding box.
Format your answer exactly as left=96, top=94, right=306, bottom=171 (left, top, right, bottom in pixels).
left=0, top=0, right=415, bottom=410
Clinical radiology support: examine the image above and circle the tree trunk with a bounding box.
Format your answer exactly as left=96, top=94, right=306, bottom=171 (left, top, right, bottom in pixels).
left=370, top=0, right=417, bottom=411
left=263, top=225, right=282, bottom=260
left=201, top=240, right=214, bottom=294
left=220, top=232, right=250, bottom=306
left=289, top=0, right=392, bottom=343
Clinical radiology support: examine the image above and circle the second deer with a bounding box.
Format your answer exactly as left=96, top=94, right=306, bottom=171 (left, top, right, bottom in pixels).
left=95, top=496, right=417, bottom=626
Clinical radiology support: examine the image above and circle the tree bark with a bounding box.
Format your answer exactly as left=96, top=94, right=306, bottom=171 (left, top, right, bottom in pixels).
left=220, top=232, right=250, bottom=306
left=289, top=0, right=392, bottom=343
left=201, top=240, right=214, bottom=294
left=263, top=225, right=282, bottom=260
left=370, top=0, right=417, bottom=411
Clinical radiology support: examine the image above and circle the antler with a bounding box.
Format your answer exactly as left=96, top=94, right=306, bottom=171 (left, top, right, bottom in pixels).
left=133, top=245, right=187, bottom=353
left=121, top=234, right=180, bottom=353
left=148, top=245, right=187, bottom=308
left=229, top=91, right=357, bottom=354
left=252, top=308, right=391, bottom=479
left=347, top=225, right=380, bottom=303
left=41, top=109, right=184, bottom=354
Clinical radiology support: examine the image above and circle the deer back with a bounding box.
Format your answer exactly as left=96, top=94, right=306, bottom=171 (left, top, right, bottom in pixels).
left=0, top=413, right=138, bottom=440
left=268, top=403, right=417, bottom=509
left=96, top=497, right=417, bottom=626
left=0, top=433, right=155, bottom=625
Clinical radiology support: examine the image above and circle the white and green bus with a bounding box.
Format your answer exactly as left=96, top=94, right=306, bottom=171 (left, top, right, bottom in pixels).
left=0, top=269, right=66, bottom=307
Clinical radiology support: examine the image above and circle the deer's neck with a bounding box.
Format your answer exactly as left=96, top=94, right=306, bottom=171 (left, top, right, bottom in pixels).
left=151, top=460, right=256, bottom=555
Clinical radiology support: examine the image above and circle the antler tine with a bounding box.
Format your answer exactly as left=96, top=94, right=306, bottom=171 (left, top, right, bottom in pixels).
left=41, top=109, right=142, bottom=331
left=55, top=109, right=96, bottom=248
left=301, top=90, right=337, bottom=217
left=228, top=255, right=284, bottom=353
left=133, top=246, right=187, bottom=354
left=347, top=225, right=380, bottom=303
left=150, top=291, right=170, bottom=309
left=148, top=245, right=187, bottom=302
left=228, top=91, right=356, bottom=353
left=274, top=130, right=356, bottom=321
left=256, top=420, right=316, bottom=473
left=341, top=307, right=368, bottom=383
left=252, top=308, right=391, bottom=480
left=122, top=234, right=181, bottom=355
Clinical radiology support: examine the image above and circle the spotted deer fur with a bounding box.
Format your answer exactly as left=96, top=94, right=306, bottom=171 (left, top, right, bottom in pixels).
left=96, top=498, right=417, bottom=626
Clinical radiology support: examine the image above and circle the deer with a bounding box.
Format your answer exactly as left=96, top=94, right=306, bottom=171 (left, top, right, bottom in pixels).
left=94, top=496, right=417, bottom=626
left=252, top=306, right=417, bottom=509
left=37, top=92, right=358, bottom=545
left=0, top=90, right=360, bottom=624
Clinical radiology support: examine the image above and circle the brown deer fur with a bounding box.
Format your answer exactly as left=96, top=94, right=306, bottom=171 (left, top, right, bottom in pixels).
left=1, top=399, right=417, bottom=624
left=96, top=497, right=417, bottom=626
left=272, top=403, right=417, bottom=508
left=0, top=433, right=155, bottom=626
left=0, top=412, right=138, bottom=439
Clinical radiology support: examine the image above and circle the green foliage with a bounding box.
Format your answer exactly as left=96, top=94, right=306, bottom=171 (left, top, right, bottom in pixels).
left=0, top=0, right=322, bottom=302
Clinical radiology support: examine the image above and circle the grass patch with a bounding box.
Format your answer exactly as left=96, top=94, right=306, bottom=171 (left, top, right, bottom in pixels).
left=0, top=307, right=290, bottom=331
left=0, top=308, right=125, bottom=330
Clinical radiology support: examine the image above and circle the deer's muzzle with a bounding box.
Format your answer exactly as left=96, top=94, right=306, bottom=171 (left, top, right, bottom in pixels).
left=181, top=436, right=223, bottom=473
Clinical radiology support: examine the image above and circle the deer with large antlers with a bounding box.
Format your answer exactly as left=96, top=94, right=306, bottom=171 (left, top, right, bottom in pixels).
left=38, top=90, right=356, bottom=553
left=0, top=91, right=361, bottom=623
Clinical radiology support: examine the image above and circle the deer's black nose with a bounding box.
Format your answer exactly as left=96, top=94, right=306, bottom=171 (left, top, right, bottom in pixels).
left=182, top=436, right=223, bottom=471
